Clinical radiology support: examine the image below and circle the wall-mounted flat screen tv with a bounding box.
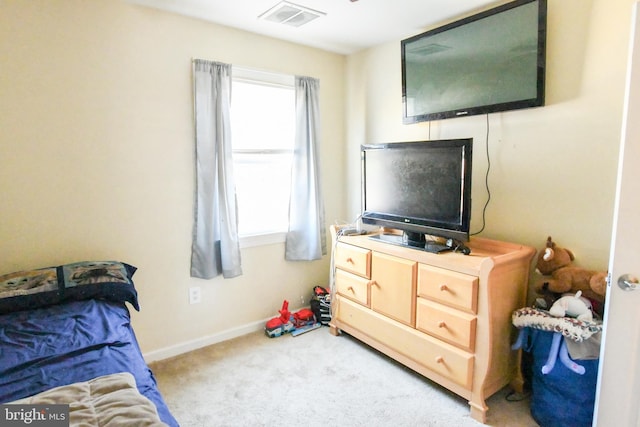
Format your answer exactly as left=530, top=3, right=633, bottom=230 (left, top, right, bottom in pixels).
left=402, top=0, right=547, bottom=123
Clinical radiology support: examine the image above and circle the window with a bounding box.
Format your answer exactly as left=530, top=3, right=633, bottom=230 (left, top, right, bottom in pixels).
left=230, top=67, right=295, bottom=244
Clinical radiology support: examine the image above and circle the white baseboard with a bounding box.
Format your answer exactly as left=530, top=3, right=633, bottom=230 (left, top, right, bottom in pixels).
left=143, top=304, right=308, bottom=363
left=143, top=316, right=270, bottom=363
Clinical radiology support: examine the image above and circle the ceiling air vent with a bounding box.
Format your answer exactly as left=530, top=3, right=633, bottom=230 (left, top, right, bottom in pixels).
left=259, top=1, right=326, bottom=27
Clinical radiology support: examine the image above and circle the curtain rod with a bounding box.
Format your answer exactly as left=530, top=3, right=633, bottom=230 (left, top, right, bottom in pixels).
left=191, top=58, right=293, bottom=79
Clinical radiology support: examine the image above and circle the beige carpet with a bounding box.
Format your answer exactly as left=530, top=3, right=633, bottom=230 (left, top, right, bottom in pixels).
left=150, top=327, right=539, bottom=427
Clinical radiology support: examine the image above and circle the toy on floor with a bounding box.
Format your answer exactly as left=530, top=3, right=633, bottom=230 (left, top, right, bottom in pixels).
left=291, top=322, right=322, bottom=337
left=265, top=302, right=322, bottom=338
left=310, top=285, right=331, bottom=325
left=291, top=307, right=321, bottom=336
left=293, top=308, right=316, bottom=328
left=265, top=300, right=294, bottom=338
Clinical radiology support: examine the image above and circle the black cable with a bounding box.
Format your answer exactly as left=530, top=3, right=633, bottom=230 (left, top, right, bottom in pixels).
left=471, top=114, right=491, bottom=236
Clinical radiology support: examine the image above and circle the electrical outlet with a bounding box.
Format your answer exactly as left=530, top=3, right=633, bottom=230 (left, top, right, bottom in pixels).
left=189, top=287, right=201, bottom=304
left=300, top=295, right=305, bottom=305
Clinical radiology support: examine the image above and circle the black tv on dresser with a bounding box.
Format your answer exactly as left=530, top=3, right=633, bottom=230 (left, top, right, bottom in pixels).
left=361, top=139, right=472, bottom=253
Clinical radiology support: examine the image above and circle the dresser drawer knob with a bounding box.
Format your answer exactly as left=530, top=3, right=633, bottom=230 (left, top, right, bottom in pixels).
left=347, top=286, right=354, bottom=293
left=439, top=284, right=448, bottom=291
left=438, top=321, right=446, bottom=328
left=435, top=356, right=444, bottom=364
left=346, top=257, right=354, bottom=264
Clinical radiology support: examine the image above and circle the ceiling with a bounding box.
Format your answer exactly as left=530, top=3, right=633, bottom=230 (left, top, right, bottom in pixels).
left=127, top=0, right=499, bottom=55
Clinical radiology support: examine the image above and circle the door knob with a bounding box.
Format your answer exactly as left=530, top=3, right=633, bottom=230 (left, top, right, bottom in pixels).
left=618, top=274, right=639, bottom=291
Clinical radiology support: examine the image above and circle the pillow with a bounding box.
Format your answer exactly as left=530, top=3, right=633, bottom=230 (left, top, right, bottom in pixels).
left=0, top=267, right=59, bottom=314
left=0, top=261, right=139, bottom=315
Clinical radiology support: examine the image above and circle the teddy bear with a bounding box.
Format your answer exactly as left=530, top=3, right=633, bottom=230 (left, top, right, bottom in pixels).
left=535, top=236, right=608, bottom=306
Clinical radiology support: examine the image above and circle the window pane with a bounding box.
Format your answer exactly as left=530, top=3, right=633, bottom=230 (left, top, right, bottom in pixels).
left=231, top=73, right=295, bottom=238
left=234, top=153, right=292, bottom=236
left=231, top=81, right=295, bottom=150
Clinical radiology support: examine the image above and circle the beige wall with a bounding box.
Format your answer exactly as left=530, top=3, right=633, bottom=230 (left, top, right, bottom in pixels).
left=1, top=0, right=633, bottom=357
left=0, top=0, right=346, bottom=355
left=345, top=0, right=633, bottom=279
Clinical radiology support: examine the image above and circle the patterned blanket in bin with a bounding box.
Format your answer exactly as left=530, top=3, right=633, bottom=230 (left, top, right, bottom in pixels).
left=512, top=306, right=603, bottom=342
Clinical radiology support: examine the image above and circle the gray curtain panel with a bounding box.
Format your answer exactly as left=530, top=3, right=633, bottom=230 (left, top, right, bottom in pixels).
left=285, top=76, right=327, bottom=261
left=190, top=60, right=242, bottom=279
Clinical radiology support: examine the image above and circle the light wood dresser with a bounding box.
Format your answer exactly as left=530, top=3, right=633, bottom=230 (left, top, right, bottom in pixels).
left=329, top=227, right=535, bottom=423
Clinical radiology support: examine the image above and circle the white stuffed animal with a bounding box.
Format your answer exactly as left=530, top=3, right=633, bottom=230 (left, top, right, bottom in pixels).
left=549, top=291, right=593, bottom=321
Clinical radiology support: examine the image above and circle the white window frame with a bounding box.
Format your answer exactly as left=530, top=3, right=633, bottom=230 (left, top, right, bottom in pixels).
left=231, top=66, right=295, bottom=248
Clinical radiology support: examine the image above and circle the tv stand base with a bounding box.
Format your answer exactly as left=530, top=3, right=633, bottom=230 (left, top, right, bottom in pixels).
left=369, top=233, right=470, bottom=254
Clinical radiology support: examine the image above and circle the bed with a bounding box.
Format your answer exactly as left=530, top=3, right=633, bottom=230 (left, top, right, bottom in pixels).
left=0, top=261, right=179, bottom=426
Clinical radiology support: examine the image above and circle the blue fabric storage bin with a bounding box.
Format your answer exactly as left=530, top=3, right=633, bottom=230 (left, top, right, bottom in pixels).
left=525, top=328, right=600, bottom=427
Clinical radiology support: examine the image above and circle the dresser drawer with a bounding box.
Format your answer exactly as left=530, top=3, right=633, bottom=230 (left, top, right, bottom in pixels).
left=336, top=296, right=473, bottom=389
left=335, top=269, right=370, bottom=306
left=417, top=265, right=478, bottom=313
left=416, top=298, right=477, bottom=352
left=335, top=243, right=371, bottom=278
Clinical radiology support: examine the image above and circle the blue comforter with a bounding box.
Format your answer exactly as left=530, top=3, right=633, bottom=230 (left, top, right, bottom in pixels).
left=0, top=299, right=179, bottom=427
